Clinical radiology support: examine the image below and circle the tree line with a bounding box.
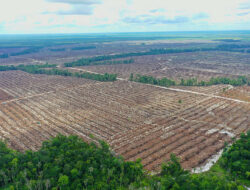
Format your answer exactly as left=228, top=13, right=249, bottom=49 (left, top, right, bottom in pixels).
left=49, top=48, right=66, bottom=52
left=65, top=58, right=134, bottom=67
left=20, top=68, right=117, bottom=82
left=0, top=64, right=117, bottom=82
left=129, top=73, right=176, bottom=87
left=130, top=74, right=249, bottom=87
left=0, top=131, right=249, bottom=190
left=0, top=47, right=42, bottom=59
left=0, top=63, right=57, bottom=72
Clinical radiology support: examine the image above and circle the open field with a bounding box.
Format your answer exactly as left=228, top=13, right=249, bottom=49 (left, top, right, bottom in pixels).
left=0, top=70, right=249, bottom=172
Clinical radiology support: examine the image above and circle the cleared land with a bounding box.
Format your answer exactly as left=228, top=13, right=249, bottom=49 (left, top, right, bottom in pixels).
left=0, top=32, right=249, bottom=172
left=76, top=52, right=250, bottom=81
left=0, top=71, right=248, bottom=172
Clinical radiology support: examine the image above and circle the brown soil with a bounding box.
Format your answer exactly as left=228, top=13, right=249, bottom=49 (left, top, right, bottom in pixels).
left=0, top=89, right=13, bottom=102
left=219, top=86, right=250, bottom=102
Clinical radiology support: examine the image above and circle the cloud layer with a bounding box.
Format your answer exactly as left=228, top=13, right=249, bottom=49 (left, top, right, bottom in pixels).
left=45, top=0, right=101, bottom=15
left=0, top=0, right=249, bottom=33
left=46, top=0, right=101, bottom=4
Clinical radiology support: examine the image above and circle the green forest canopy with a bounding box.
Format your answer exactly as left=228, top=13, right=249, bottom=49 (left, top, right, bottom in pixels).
left=0, top=131, right=249, bottom=190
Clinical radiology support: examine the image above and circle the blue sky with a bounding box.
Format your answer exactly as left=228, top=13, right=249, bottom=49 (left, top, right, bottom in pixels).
left=0, top=0, right=250, bottom=34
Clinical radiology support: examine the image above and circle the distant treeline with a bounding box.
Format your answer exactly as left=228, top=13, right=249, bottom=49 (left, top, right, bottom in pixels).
left=0, top=53, right=9, bottom=58
left=64, top=44, right=250, bottom=66
left=1, top=42, right=250, bottom=60
left=0, top=64, right=117, bottom=82
left=65, top=58, right=134, bottom=67
left=0, top=63, right=56, bottom=72
left=213, top=39, right=241, bottom=43
left=0, top=47, right=42, bottom=59
left=64, top=49, right=206, bottom=66
left=216, top=44, right=250, bottom=53
left=10, top=47, right=42, bottom=56
left=71, top=46, right=96, bottom=50
left=49, top=48, right=66, bottom=52
left=130, top=74, right=249, bottom=87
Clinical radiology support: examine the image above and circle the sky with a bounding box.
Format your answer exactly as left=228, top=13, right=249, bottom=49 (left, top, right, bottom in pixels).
left=0, top=0, right=250, bottom=34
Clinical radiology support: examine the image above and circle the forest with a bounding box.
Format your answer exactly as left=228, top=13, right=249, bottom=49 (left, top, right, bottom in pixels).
left=130, top=74, right=250, bottom=87
left=0, top=131, right=249, bottom=190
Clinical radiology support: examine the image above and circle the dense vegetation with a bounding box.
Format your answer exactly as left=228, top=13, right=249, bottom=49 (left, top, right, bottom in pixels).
left=180, top=76, right=249, bottom=86
left=130, top=74, right=250, bottom=87
left=0, top=65, right=18, bottom=71
left=65, top=58, right=134, bottom=67
left=0, top=64, right=117, bottom=82
left=0, top=135, right=145, bottom=190
left=34, top=69, right=117, bottom=82
left=71, top=46, right=96, bottom=51
left=220, top=131, right=250, bottom=183
left=130, top=73, right=176, bottom=87
left=0, top=132, right=249, bottom=190
left=0, top=64, right=57, bottom=72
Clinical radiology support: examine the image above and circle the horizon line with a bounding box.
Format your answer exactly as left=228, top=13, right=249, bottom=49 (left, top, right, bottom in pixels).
left=0, top=29, right=250, bottom=35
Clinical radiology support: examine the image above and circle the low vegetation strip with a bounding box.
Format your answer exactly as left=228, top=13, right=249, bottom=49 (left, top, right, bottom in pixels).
left=0, top=64, right=117, bottom=82
left=34, top=69, right=117, bottom=82
left=0, top=132, right=249, bottom=190
left=130, top=74, right=250, bottom=87
left=0, top=63, right=57, bottom=71
left=64, top=58, right=134, bottom=67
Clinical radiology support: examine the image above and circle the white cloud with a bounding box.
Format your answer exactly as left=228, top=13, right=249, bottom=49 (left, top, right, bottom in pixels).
left=0, top=0, right=249, bottom=33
